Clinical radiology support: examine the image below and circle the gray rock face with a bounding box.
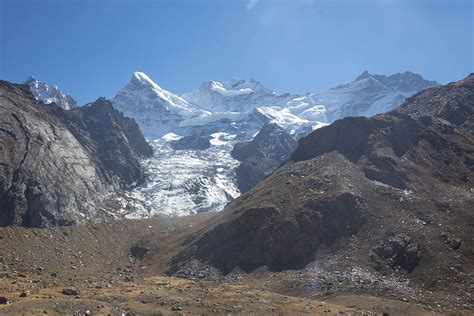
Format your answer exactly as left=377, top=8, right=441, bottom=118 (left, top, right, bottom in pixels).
left=170, top=135, right=211, bottom=150
left=0, top=81, right=152, bottom=227
left=49, top=97, right=153, bottom=187
left=231, top=123, right=297, bottom=192
left=176, top=193, right=365, bottom=273
left=234, top=157, right=280, bottom=193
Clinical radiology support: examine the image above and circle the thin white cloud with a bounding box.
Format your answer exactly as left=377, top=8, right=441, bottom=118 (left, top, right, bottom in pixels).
left=247, top=0, right=260, bottom=10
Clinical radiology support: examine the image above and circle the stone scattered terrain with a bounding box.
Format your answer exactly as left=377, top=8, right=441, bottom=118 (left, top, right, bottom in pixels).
left=0, top=81, right=152, bottom=227
left=0, top=216, right=462, bottom=315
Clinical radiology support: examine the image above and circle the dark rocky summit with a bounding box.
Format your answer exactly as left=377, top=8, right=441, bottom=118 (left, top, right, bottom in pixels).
left=231, top=123, right=297, bottom=162
left=170, top=134, right=211, bottom=150
left=0, top=81, right=152, bottom=227
left=170, top=74, right=474, bottom=297
left=231, top=123, right=297, bottom=193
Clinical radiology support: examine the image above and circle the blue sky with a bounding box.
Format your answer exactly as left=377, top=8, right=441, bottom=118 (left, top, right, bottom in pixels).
left=1, top=0, right=472, bottom=104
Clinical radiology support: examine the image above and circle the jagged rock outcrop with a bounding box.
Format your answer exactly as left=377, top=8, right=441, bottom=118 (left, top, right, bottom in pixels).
left=0, top=81, right=152, bottom=227
left=231, top=123, right=297, bottom=192
left=170, top=135, right=211, bottom=150
left=169, top=74, right=474, bottom=287
left=25, top=76, right=78, bottom=110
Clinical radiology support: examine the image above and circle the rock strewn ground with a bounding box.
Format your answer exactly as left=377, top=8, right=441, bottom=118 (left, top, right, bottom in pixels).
left=0, top=216, right=466, bottom=315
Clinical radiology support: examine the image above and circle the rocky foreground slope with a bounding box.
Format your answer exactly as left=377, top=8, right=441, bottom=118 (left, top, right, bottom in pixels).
left=0, top=81, right=152, bottom=227
left=0, top=215, right=444, bottom=315
left=165, top=74, right=474, bottom=306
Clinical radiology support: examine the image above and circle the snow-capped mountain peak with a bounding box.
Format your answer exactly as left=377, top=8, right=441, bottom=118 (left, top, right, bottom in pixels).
left=352, top=70, right=438, bottom=92
left=355, top=70, right=371, bottom=81
left=314, top=70, right=439, bottom=121
left=124, top=71, right=192, bottom=111
left=25, top=76, right=78, bottom=110
left=111, top=71, right=199, bottom=139
left=183, top=78, right=287, bottom=112
left=132, top=71, right=162, bottom=89
left=196, top=78, right=267, bottom=96
left=228, top=78, right=267, bottom=91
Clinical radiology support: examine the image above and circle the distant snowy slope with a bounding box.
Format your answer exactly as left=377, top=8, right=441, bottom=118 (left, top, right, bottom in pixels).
left=182, top=78, right=296, bottom=112
left=182, top=78, right=328, bottom=135
left=25, top=76, right=78, bottom=110
left=310, top=71, right=439, bottom=122
left=180, top=71, right=437, bottom=135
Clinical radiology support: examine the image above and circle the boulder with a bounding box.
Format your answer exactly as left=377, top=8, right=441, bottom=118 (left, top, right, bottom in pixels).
left=131, top=242, right=150, bottom=260
left=62, top=289, right=79, bottom=296
left=371, top=233, right=422, bottom=272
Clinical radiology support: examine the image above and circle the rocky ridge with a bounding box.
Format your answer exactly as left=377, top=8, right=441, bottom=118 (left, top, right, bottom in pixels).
left=0, top=81, right=152, bottom=227
left=25, top=76, right=78, bottom=110
left=231, top=123, right=298, bottom=192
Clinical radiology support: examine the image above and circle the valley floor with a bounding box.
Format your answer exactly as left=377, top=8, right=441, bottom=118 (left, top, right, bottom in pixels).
left=0, top=216, right=470, bottom=315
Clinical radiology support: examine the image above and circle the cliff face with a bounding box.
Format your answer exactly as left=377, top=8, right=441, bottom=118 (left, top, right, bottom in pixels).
left=0, top=81, right=152, bottom=227
left=49, top=97, right=153, bottom=187
left=231, top=123, right=298, bottom=193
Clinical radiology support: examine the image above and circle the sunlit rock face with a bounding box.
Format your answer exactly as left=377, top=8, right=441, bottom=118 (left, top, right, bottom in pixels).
left=0, top=81, right=151, bottom=227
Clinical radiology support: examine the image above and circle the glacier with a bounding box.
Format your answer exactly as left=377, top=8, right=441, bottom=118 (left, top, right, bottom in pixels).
left=123, top=137, right=241, bottom=217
